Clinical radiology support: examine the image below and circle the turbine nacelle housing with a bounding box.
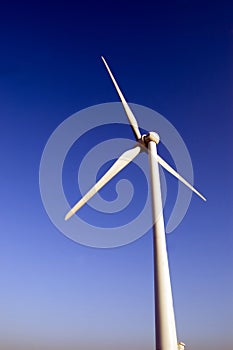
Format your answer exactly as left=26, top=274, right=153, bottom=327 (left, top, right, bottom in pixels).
left=143, top=132, right=160, bottom=145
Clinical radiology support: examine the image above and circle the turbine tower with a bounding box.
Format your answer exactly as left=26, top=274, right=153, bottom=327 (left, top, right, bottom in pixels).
left=65, top=57, right=206, bottom=350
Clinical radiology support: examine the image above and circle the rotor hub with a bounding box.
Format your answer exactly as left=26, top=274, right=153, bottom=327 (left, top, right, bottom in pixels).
left=143, top=132, right=160, bottom=145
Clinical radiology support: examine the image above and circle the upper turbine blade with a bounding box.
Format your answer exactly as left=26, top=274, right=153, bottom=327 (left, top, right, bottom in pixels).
left=101, top=56, right=141, bottom=141
left=157, top=155, right=207, bottom=202
left=65, top=145, right=142, bottom=220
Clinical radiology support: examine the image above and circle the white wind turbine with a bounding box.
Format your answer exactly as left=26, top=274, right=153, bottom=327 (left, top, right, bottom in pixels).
left=65, top=57, right=206, bottom=350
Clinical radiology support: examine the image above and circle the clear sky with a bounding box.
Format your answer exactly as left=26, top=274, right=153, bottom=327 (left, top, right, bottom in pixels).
left=1, top=1, right=233, bottom=350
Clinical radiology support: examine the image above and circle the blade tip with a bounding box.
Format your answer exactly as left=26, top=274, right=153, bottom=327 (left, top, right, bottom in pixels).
left=65, top=212, right=72, bottom=221
left=199, top=194, right=207, bottom=202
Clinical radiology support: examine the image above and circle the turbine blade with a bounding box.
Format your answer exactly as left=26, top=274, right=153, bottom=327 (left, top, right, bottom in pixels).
left=157, top=155, right=207, bottom=202
left=65, top=145, right=142, bottom=220
left=101, top=56, right=141, bottom=141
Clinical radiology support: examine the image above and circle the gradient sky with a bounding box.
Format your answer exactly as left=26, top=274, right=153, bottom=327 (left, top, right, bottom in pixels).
left=1, top=1, right=233, bottom=350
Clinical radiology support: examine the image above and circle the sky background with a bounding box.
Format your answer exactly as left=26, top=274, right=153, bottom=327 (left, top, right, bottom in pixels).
left=1, top=1, right=233, bottom=349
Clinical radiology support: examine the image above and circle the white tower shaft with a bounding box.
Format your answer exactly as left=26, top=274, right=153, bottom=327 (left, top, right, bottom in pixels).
left=148, top=139, right=178, bottom=350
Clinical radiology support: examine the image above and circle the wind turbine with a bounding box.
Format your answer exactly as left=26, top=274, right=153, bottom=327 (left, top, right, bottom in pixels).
left=65, top=57, right=206, bottom=350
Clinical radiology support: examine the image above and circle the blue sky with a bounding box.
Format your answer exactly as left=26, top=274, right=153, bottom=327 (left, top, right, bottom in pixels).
left=1, top=1, right=233, bottom=349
